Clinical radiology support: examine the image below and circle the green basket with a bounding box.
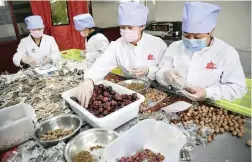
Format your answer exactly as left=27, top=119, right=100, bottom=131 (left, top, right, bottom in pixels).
left=61, top=49, right=84, bottom=61
left=61, top=50, right=123, bottom=75
left=111, top=67, right=124, bottom=76
left=215, top=78, right=251, bottom=117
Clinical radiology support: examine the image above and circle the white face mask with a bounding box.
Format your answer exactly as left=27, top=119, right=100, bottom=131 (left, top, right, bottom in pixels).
left=30, top=30, right=44, bottom=38
left=120, top=29, right=139, bottom=42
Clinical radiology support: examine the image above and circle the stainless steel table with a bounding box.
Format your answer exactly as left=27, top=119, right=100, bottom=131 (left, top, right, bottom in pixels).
left=113, top=117, right=251, bottom=162
left=190, top=119, right=251, bottom=162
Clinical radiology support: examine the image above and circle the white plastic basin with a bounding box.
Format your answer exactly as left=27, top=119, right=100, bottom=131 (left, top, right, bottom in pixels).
left=102, top=119, right=186, bottom=162
left=62, top=80, right=145, bottom=130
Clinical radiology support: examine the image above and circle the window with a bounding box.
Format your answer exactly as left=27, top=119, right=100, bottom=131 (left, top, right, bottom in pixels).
left=50, top=0, right=69, bottom=26
left=12, top=1, right=33, bottom=38
left=0, top=0, right=5, bottom=7
left=0, top=1, right=17, bottom=42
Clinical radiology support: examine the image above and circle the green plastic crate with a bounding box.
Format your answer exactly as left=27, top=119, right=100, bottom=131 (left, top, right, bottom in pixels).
left=111, top=67, right=124, bottom=76
left=216, top=78, right=251, bottom=117
left=61, top=49, right=124, bottom=75
left=61, top=49, right=83, bottom=61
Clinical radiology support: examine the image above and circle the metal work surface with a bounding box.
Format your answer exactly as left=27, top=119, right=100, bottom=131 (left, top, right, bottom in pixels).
left=150, top=81, right=251, bottom=162
left=116, top=118, right=251, bottom=162
left=114, top=118, right=252, bottom=162
left=2, top=74, right=251, bottom=162
left=190, top=119, right=251, bottom=162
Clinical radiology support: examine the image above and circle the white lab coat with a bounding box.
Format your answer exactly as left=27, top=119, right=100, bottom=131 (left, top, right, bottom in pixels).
left=84, top=32, right=167, bottom=82
left=85, top=33, right=109, bottom=68
left=13, top=34, right=61, bottom=67
left=156, top=37, right=247, bottom=101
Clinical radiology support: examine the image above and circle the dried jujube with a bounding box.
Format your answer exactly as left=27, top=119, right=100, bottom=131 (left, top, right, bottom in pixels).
left=118, top=149, right=165, bottom=162
left=71, top=84, right=138, bottom=118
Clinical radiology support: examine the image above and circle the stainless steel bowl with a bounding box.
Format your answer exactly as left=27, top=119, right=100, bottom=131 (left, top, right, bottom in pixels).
left=117, top=79, right=150, bottom=94
left=64, top=129, right=119, bottom=162
left=34, top=114, right=82, bottom=147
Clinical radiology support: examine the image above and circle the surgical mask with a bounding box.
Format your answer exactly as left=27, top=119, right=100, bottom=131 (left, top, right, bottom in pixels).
left=182, top=37, right=207, bottom=53
left=30, top=30, right=44, bottom=38
left=120, top=29, right=139, bottom=42
left=80, top=31, right=88, bottom=37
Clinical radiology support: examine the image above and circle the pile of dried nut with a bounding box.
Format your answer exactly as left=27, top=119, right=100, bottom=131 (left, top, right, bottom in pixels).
left=104, top=73, right=124, bottom=83
left=120, top=82, right=146, bottom=91
left=140, top=88, right=167, bottom=110
left=90, top=145, right=104, bottom=151
left=118, top=149, right=165, bottom=162
left=72, top=151, right=94, bottom=162
left=172, top=105, right=246, bottom=138
left=141, top=95, right=191, bottom=113
left=40, top=129, right=74, bottom=141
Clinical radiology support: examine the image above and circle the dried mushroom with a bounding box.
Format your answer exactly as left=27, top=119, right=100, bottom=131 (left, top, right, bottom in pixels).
left=0, top=61, right=85, bottom=121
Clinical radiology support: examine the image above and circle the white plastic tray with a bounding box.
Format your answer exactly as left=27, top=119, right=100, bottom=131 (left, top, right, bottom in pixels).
left=34, top=65, right=58, bottom=75
left=62, top=80, right=145, bottom=130
left=0, top=103, right=35, bottom=151
left=162, top=101, right=192, bottom=113
left=102, top=119, right=186, bottom=162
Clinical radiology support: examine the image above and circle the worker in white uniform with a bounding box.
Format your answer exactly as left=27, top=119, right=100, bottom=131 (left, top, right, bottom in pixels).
left=156, top=2, right=247, bottom=102
left=76, top=2, right=167, bottom=107
left=73, top=13, right=109, bottom=68
left=13, top=15, right=61, bottom=67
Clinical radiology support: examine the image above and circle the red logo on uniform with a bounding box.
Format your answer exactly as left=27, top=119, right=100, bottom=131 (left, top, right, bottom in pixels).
left=147, top=54, right=155, bottom=60
left=206, top=61, right=216, bottom=69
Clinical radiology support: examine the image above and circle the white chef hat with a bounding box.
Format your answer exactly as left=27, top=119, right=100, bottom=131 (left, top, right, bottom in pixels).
left=118, top=2, right=149, bottom=26
left=25, top=15, right=44, bottom=30
left=182, top=2, right=221, bottom=33
left=73, top=13, right=95, bottom=31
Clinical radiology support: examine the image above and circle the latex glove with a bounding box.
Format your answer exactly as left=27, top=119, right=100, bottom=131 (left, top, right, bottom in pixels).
left=164, top=70, right=184, bottom=89
left=129, top=68, right=149, bottom=78
left=21, top=55, right=37, bottom=67
left=41, top=56, right=52, bottom=66
left=181, top=87, right=207, bottom=101
left=76, top=79, right=94, bottom=107
left=80, top=50, right=86, bottom=58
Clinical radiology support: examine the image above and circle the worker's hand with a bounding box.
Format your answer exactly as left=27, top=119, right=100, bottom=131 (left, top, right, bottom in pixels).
left=129, top=67, right=149, bottom=78
left=21, top=55, right=37, bottom=67
left=164, top=70, right=184, bottom=89
left=76, top=79, right=94, bottom=107
left=181, top=86, right=207, bottom=101
left=41, top=56, right=52, bottom=66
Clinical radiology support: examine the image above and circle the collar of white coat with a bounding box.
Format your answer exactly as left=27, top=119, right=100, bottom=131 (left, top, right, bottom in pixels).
left=202, top=37, right=215, bottom=51
left=127, top=32, right=146, bottom=47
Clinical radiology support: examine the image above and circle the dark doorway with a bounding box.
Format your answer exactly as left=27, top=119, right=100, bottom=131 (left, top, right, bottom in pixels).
left=0, top=1, right=32, bottom=73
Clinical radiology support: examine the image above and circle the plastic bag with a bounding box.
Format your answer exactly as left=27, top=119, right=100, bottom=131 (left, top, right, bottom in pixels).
left=12, top=141, right=65, bottom=162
